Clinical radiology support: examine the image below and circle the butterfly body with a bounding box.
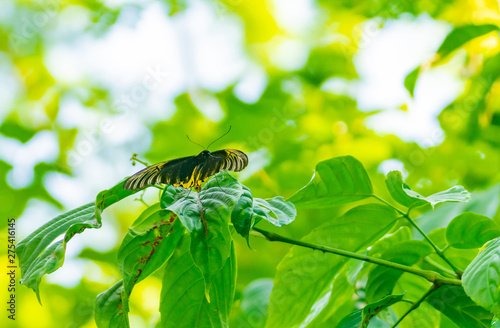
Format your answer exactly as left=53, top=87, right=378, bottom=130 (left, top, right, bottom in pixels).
left=124, top=149, right=248, bottom=191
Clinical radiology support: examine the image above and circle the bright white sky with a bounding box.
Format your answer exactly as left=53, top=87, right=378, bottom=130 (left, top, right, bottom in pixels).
left=1, top=0, right=465, bottom=287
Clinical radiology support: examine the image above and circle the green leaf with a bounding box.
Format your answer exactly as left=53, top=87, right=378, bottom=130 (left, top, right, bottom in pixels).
left=425, top=228, right=478, bottom=273
left=160, top=234, right=237, bottom=328
left=385, top=171, right=429, bottom=208
left=94, top=280, right=129, bottom=328
left=288, top=156, right=373, bottom=208
left=231, top=185, right=296, bottom=244
left=392, top=274, right=439, bottom=328
left=306, top=269, right=356, bottom=328
left=163, top=171, right=242, bottom=296
left=336, top=294, right=404, bottom=328
left=365, top=240, right=433, bottom=302
left=368, top=227, right=412, bottom=258
left=385, top=171, right=470, bottom=209
left=426, top=285, right=493, bottom=328
left=117, top=203, right=184, bottom=318
left=253, top=196, right=296, bottom=227
left=446, top=212, right=500, bottom=249
left=231, top=279, right=274, bottom=328
left=16, top=179, right=139, bottom=300
left=426, top=186, right=472, bottom=206
left=231, top=185, right=255, bottom=242
left=463, top=237, right=500, bottom=317
left=404, top=66, right=420, bottom=98
left=437, top=25, right=499, bottom=59
left=266, top=204, right=399, bottom=328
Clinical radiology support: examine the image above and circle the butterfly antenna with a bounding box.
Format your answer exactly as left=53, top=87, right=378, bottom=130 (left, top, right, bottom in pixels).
left=206, top=126, right=232, bottom=150
left=186, top=135, right=206, bottom=150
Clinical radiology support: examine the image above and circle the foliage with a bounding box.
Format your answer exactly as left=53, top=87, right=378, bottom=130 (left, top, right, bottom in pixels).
left=4, top=0, right=500, bottom=327
left=15, top=154, right=500, bottom=328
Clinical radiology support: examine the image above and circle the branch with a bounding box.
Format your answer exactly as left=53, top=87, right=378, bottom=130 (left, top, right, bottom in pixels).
left=251, top=227, right=461, bottom=287
left=390, top=284, right=439, bottom=328
left=372, top=195, right=463, bottom=278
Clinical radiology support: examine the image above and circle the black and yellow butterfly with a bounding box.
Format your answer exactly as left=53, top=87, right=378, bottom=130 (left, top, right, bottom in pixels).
left=123, top=149, right=248, bottom=191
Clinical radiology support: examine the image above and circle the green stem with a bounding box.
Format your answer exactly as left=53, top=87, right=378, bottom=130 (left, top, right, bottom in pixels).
left=405, top=215, right=462, bottom=277
left=422, top=257, right=456, bottom=279
left=372, top=195, right=463, bottom=278
left=391, top=284, right=439, bottom=328
left=131, top=153, right=150, bottom=167
left=252, top=227, right=461, bottom=287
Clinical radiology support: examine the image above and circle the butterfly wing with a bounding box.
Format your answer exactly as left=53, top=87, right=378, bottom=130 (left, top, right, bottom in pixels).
left=208, top=149, right=248, bottom=172
left=123, top=155, right=198, bottom=190
left=123, top=149, right=248, bottom=191
left=192, top=149, right=248, bottom=189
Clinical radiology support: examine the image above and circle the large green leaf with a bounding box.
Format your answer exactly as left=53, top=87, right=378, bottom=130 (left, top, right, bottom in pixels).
left=94, top=280, right=129, bottom=328
left=163, top=171, right=242, bottom=296
left=446, top=213, right=500, bottom=249
left=231, top=186, right=296, bottom=243
left=117, top=203, right=184, bottom=318
left=230, top=279, right=274, bottom=328
left=426, top=285, right=493, bottom=328
left=392, top=274, right=439, bottom=328
left=160, top=234, right=236, bottom=328
left=365, top=240, right=433, bottom=302
left=288, top=156, right=373, bottom=208
left=231, top=185, right=255, bottom=241
left=437, top=25, right=499, bottom=59
left=463, top=237, right=500, bottom=317
left=16, top=179, right=139, bottom=300
left=336, top=294, right=404, bottom=328
left=305, top=268, right=356, bottom=328
left=266, top=204, right=399, bottom=328
left=385, top=171, right=470, bottom=209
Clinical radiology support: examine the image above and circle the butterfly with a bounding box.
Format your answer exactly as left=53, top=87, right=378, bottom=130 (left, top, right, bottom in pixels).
left=123, top=149, right=248, bottom=191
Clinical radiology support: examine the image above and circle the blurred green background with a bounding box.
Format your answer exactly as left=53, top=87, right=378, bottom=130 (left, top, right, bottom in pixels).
left=1, top=0, right=500, bottom=327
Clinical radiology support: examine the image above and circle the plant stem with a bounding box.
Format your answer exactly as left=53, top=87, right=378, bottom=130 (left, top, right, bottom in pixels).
left=404, top=215, right=462, bottom=277
left=372, top=195, right=463, bottom=278
left=252, top=227, right=461, bottom=287
left=390, top=284, right=439, bottom=328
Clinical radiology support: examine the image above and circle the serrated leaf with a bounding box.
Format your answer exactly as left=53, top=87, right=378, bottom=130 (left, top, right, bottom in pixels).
left=94, top=280, right=129, bottom=328
left=266, top=204, right=399, bottom=328
left=336, top=294, right=404, bottom=328
left=437, top=24, right=499, bottom=59
left=160, top=234, right=236, bottom=328
left=117, top=203, right=184, bottom=319
left=365, top=240, right=433, bottom=302
left=446, top=212, right=500, bottom=249
left=163, top=171, right=242, bottom=296
left=288, top=156, right=373, bottom=208
left=16, top=179, right=139, bottom=300
left=426, top=285, right=492, bottom=328
left=385, top=171, right=470, bottom=209
left=463, top=237, right=500, bottom=318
